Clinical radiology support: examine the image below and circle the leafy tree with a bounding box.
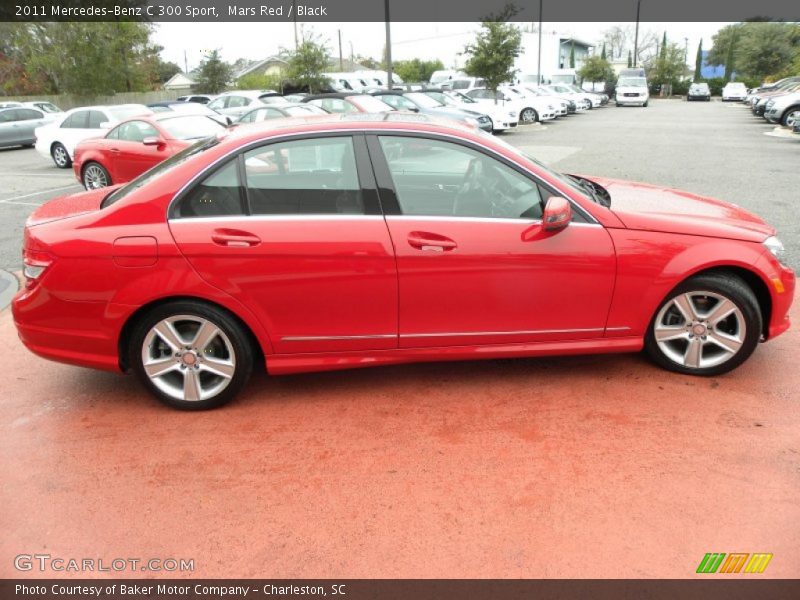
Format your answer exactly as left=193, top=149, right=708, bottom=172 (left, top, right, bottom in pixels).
left=195, top=49, right=232, bottom=94
left=646, top=42, right=689, bottom=95
left=708, top=22, right=799, bottom=82
left=286, top=37, right=331, bottom=93
left=236, top=72, right=284, bottom=92
left=577, top=56, right=616, bottom=86
left=462, top=4, right=522, bottom=101
left=694, top=39, right=703, bottom=80
left=393, top=59, right=445, bottom=84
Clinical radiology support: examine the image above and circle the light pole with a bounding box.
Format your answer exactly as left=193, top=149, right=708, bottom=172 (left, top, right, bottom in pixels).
left=384, top=0, right=393, bottom=89
left=536, top=0, right=543, bottom=85
left=633, top=0, right=641, bottom=68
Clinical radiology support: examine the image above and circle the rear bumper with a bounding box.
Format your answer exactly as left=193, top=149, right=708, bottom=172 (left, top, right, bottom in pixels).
left=12, top=285, right=122, bottom=372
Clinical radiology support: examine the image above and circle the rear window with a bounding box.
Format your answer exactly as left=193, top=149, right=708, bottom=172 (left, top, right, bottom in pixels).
left=108, top=105, right=150, bottom=121
left=350, top=95, right=395, bottom=112
left=159, top=115, right=224, bottom=140
left=102, top=137, right=219, bottom=208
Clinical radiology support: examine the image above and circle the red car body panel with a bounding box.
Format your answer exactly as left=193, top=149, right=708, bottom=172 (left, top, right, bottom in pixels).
left=72, top=117, right=192, bottom=187
left=12, top=116, right=795, bottom=378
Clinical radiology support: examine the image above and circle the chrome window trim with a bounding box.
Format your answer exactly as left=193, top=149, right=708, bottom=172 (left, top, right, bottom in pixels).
left=166, top=126, right=602, bottom=225
left=168, top=214, right=387, bottom=224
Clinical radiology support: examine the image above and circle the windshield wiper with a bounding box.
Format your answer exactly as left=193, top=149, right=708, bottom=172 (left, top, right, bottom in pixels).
left=567, top=175, right=611, bottom=208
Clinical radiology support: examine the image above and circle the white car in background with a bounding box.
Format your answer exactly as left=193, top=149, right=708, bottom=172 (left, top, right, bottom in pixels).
left=206, top=90, right=281, bottom=118
left=543, top=84, right=591, bottom=111
left=34, top=104, right=151, bottom=168
left=503, top=85, right=569, bottom=116
left=615, top=76, right=650, bottom=107
left=467, top=88, right=556, bottom=124
left=421, top=89, right=519, bottom=132
left=721, top=82, right=748, bottom=102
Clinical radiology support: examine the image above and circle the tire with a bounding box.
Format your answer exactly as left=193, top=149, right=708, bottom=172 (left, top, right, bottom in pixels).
left=51, top=142, right=71, bottom=168
left=520, top=107, right=538, bottom=124
left=644, top=273, right=762, bottom=377
left=82, top=161, right=111, bottom=189
left=781, top=106, right=800, bottom=128
left=643, top=101, right=649, bottom=107
left=129, top=300, right=254, bottom=410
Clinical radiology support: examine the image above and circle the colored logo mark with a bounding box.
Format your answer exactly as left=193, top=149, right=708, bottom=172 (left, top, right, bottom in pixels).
left=696, top=553, right=772, bottom=574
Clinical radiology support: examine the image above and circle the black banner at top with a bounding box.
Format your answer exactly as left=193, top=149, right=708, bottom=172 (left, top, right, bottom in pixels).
left=1, top=0, right=799, bottom=22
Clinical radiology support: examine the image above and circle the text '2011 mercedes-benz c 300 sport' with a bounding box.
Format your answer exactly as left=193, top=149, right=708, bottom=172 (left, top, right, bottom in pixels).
left=12, top=113, right=795, bottom=409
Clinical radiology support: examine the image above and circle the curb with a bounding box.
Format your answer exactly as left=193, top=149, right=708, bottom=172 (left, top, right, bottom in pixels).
left=0, top=269, right=19, bottom=312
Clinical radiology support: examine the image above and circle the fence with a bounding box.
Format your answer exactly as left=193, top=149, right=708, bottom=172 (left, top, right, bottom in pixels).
left=0, top=90, right=185, bottom=110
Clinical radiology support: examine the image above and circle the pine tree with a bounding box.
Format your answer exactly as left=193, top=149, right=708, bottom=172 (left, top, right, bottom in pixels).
left=724, top=31, right=736, bottom=81
left=627, top=50, right=632, bottom=68
left=694, top=39, right=703, bottom=81
left=569, top=41, right=575, bottom=68
left=601, top=43, right=606, bottom=60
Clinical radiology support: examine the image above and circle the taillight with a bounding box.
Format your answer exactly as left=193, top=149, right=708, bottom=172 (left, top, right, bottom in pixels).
left=22, top=248, right=53, bottom=289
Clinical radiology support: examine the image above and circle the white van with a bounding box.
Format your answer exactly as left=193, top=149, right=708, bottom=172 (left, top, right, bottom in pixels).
left=615, top=75, right=650, bottom=107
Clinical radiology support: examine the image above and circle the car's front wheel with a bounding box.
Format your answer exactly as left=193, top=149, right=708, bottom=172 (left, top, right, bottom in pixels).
left=129, top=301, right=254, bottom=410
left=520, top=107, right=538, bottom=123
left=51, top=143, right=71, bottom=168
left=782, top=106, right=800, bottom=128
left=645, top=273, right=761, bottom=376
left=82, top=162, right=111, bottom=189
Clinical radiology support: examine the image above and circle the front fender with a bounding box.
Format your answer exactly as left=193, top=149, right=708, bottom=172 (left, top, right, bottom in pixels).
left=605, top=229, right=774, bottom=336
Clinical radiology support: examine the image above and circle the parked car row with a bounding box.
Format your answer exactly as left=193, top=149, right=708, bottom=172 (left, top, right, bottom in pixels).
left=6, top=79, right=610, bottom=195
left=738, top=77, right=800, bottom=136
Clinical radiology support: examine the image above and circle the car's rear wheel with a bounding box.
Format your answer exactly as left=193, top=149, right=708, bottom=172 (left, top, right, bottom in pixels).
left=51, top=143, right=71, bottom=168
left=82, top=162, right=111, bottom=189
left=645, top=273, right=761, bottom=376
left=129, top=301, right=254, bottom=410
left=520, top=107, right=538, bottom=123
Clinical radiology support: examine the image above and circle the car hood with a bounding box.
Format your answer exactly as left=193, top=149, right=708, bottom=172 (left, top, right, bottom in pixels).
left=429, top=106, right=480, bottom=120
left=587, top=176, right=774, bottom=242
left=27, top=186, right=119, bottom=226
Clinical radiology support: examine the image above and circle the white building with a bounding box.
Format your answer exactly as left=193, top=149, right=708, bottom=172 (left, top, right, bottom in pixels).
left=515, top=32, right=594, bottom=83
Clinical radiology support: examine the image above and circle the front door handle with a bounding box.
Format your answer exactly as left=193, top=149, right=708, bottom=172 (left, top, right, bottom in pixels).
left=211, top=228, right=261, bottom=247
left=407, top=231, right=457, bottom=252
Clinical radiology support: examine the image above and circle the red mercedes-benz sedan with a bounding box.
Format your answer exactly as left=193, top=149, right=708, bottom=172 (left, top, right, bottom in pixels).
left=12, top=114, right=795, bottom=409
left=72, top=113, right=226, bottom=190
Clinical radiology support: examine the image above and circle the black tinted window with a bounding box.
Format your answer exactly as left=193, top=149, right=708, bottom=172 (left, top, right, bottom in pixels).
left=62, top=111, right=88, bottom=128
left=378, top=136, right=542, bottom=219
left=244, top=136, right=363, bottom=215
left=174, top=160, right=244, bottom=218
left=87, top=110, right=106, bottom=128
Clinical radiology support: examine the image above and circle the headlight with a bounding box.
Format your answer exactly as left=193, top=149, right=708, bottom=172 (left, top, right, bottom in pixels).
left=766, top=100, right=774, bottom=109
left=763, top=236, right=786, bottom=262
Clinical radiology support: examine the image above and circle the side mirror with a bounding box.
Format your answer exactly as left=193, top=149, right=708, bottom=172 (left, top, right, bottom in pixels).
left=225, top=116, right=233, bottom=125
left=142, top=136, right=163, bottom=146
left=543, top=196, right=572, bottom=231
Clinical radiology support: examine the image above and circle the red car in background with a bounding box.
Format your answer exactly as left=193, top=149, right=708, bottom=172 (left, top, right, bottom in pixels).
left=73, top=113, right=225, bottom=189
left=12, top=114, right=795, bottom=410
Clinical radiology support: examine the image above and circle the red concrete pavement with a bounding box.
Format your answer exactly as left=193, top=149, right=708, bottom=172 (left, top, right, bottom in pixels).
left=1, top=292, right=798, bottom=579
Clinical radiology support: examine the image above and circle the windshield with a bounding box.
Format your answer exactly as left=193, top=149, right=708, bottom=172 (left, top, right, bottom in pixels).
left=36, top=102, right=61, bottom=113
left=109, top=105, right=151, bottom=121
left=285, top=105, right=323, bottom=116
left=160, top=116, right=225, bottom=140
left=618, top=77, right=648, bottom=88
left=102, top=137, right=219, bottom=208
left=405, top=92, right=440, bottom=108
left=430, top=73, right=451, bottom=83
left=421, top=92, right=447, bottom=106
left=350, top=95, right=395, bottom=112
left=447, top=91, right=476, bottom=104
left=488, top=134, right=600, bottom=205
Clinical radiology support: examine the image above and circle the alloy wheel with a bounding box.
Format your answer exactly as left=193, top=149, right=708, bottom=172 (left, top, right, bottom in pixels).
left=785, top=109, right=800, bottom=128
left=83, top=164, right=108, bottom=189
left=520, top=108, right=537, bottom=123
left=53, top=145, right=68, bottom=167
left=653, top=291, right=746, bottom=370
left=141, top=315, right=237, bottom=402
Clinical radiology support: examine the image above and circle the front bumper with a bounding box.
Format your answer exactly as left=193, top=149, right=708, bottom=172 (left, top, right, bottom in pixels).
left=616, top=96, right=648, bottom=106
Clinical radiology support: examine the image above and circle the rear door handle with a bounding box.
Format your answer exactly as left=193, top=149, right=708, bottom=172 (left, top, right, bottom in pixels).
left=408, top=231, right=457, bottom=252
left=211, top=228, right=261, bottom=247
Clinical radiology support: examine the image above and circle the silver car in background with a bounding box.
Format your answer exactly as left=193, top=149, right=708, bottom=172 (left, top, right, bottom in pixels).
left=0, top=106, right=58, bottom=149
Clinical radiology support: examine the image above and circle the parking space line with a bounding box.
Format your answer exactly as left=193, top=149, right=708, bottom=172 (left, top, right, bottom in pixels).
left=0, top=184, right=81, bottom=205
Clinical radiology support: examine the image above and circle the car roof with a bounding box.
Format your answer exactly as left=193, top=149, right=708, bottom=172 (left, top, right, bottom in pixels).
left=303, top=92, right=368, bottom=101
left=218, top=112, right=479, bottom=147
